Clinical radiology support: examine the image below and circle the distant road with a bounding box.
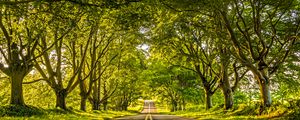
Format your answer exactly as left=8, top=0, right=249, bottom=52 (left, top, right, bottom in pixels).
left=115, top=100, right=194, bottom=120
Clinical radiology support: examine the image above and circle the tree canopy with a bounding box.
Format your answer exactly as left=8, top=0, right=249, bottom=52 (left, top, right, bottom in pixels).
left=0, top=0, right=299, bottom=119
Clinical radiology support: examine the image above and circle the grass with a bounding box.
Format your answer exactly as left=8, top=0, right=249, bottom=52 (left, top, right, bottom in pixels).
left=0, top=105, right=139, bottom=120
left=158, top=103, right=300, bottom=120
left=163, top=109, right=266, bottom=120
left=1, top=101, right=299, bottom=120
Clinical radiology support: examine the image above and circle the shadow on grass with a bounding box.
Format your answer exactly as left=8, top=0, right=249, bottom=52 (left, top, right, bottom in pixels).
left=0, top=105, right=141, bottom=119
left=0, top=105, right=44, bottom=117
left=0, top=105, right=79, bottom=117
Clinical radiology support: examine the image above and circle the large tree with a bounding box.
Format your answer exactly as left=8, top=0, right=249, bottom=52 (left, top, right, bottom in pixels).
left=214, top=0, right=300, bottom=109
left=157, top=0, right=300, bottom=109
left=0, top=2, right=52, bottom=106
left=33, top=3, right=89, bottom=109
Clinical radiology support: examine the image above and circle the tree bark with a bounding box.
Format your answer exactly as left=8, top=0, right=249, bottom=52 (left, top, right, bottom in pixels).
left=204, top=90, right=212, bottom=110
left=79, top=69, right=88, bottom=111
left=10, top=72, right=25, bottom=106
left=91, top=73, right=100, bottom=110
left=92, top=100, right=100, bottom=110
left=252, top=63, right=272, bottom=108
left=170, top=98, right=178, bottom=112
left=121, top=100, right=127, bottom=111
left=221, top=85, right=233, bottom=110
left=80, top=95, right=88, bottom=111
left=257, top=75, right=272, bottom=107
left=260, top=81, right=271, bottom=106
left=103, top=100, right=108, bottom=110
left=220, top=64, right=233, bottom=110
left=182, top=99, right=186, bottom=110
left=55, top=89, right=67, bottom=110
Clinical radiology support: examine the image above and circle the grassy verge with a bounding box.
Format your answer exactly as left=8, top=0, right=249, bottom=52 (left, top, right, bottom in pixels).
left=0, top=105, right=139, bottom=120
left=158, top=103, right=300, bottom=120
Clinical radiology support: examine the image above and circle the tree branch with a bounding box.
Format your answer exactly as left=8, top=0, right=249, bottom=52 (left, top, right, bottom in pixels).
left=0, top=76, right=8, bottom=80
left=0, top=63, right=10, bottom=75
left=0, top=14, right=12, bottom=62
left=23, top=78, right=46, bottom=84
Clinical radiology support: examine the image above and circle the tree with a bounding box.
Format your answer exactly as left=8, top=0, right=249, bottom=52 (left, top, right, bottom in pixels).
left=87, top=33, right=119, bottom=110
left=33, top=4, right=88, bottom=109
left=214, top=0, right=300, bottom=109
left=146, top=58, right=198, bottom=111
left=149, top=13, right=221, bottom=109
left=0, top=2, right=49, bottom=106
left=111, top=48, right=146, bottom=111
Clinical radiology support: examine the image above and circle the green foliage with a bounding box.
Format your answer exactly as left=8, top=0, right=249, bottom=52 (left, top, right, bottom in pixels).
left=0, top=0, right=299, bottom=119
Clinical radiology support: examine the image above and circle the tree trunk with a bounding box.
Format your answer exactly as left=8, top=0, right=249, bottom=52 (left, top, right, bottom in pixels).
left=91, top=76, right=100, bottom=110
left=121, top=100, right=127, bottom=111
left=220, top=69, right=233, bottom=109
left=219, top=48, right=233, bottom=110
left=92, top=100, right=100, bottom=110
left=55, top=89, right=67, bottom=110
left=10, top=73, right=25, bottom=106
left=80, top=95, right=88, bottom=111
left=182, top=99, right=186, bottom=110
left=258, top=77, right=271, bottom=107
left=103, top=100, right=108, bottom=110
left=221, top=85, right=233, bottom=110
left=253, top=65, right=272, bottom=108
left=171, top=99, right=177, bottom=112
left=204, top=90, right=212, bottom=110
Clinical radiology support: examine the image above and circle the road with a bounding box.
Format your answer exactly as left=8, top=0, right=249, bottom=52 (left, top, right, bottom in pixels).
left=115, top=100, right=194, bottom=120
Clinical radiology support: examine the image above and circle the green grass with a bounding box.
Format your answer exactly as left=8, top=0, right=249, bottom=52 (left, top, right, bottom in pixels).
left=158, top=104, right=299, bottom=120
left=164, top=110, right=267, bottom=120
left=0, top=105, right=139, bottom=120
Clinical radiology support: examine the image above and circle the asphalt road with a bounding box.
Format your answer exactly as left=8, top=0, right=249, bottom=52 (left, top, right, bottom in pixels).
left=115, top=100, right=194, bottom=120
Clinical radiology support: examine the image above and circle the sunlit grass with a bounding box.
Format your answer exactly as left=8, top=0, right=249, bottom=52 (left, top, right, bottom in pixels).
left=157, top=104, right=297, bottom=120
left=2, top=110, right=138, bottom=120
left=164, top=110, right=268, bottom=120
left=0, top=105, right=139, bottom=120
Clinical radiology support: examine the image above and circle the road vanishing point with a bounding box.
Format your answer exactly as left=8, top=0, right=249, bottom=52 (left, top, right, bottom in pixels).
left=115, top=100, right=194, bottom=120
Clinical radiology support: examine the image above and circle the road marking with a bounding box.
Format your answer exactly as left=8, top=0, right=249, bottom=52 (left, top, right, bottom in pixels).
left=145, top=101, right=153, bottom=120
left=149, top=113, right=153, bottom=120
left=145, top=114, right=153, bottom=120
left=145, top=114, right=149, bottom=120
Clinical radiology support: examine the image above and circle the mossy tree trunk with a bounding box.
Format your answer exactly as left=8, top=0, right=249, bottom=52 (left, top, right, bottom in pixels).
left=204, top=89, right=212, bottom=110
left=220, top=83, right=233, bottom=110
left=259, top=78, right=271, bottom=107
left=219, top=52, right=233, bottom=110
left=254, top=63, right=272, bottom=108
